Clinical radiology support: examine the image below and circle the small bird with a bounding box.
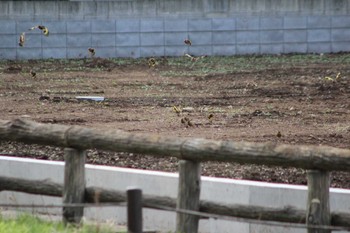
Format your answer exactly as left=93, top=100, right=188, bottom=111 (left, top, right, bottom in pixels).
left=148, top=58, right=156, bottom=68
left=19, top=32, right=25, bottom=47
left=184, top=39, right=192, bottom=46
left=181, top=117, right=194, bottom=127
left=324, top=76, right=334, bottom=82
left=184, top=53, right=207, bottom=62
left=335, top=72, right=341, bottom=81
left=208, top=113, right=214, bottom=123
left=29, top=25, right=49, bottom=36
left=30, top=69, right=36, bottom=78
left=184, top=54, right=197, bottom=62
left=173, top=106, right=181, bottom=115
left=88, top=47, right=95, bottom=57
left=276, top=131, right=282, bottom=138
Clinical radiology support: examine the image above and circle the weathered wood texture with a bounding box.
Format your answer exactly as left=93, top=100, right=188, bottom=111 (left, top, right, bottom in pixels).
left=1, top=119, right=350, bottom=171
left=306, top=170, right=331, bottom=233
left=1, top=176, right=350, bottom=228
left=63, top=148, right=86, bottom=224
left=176, top=160, right=201, bottom=233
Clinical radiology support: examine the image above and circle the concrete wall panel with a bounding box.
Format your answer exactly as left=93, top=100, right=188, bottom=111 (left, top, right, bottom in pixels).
left=116, top=33, right=140, bottom=46
left=165, top=32, right=188, bottom=45
left=188, top=31, right=212, bottom=45
left=212, top=31, right=236, bottom=44
left=284, top=43, right=307, bottom=53
left=67, top=21, right=91, bottom=33
left=212, top=18, right=235, bottom=31
left=236, top=31, right=260, bottom=44
left=92, top=33, right=116, bottom=47
left=0, top=35, right=17, bottom=48
left=165, top=46, right=187, bottom=56
left=307, top=29, right=331, bottom=42
left=140, top=46, right=165, bottom=57
left=0, top=48, right=16, bottom=60
left=260, top=30, right=284, bottom=43
left=260, top=44, right=284, bottom=54
left=212, top=45, right=236, bottom=55
left=332, top=29, right=350, bottom=42
left=284, top=16, right=307, bottom=29
left=236, top=44, right=260, bottom=54
left=42, top=34, right=66, bottom=48
left=140, top=32, right=164, bottom=46
left=67, top=34, right=91, bottom=47
left=141, top=19, right=164, bottom=32
left=42, top=48, right=67, bottom=59
left=284, top=30, right=307, bottom=43
left=16, top=47, right=42, bottom=60
left=116, top=46, right=140, bottom=58
left=260, top=17, right=284, bottom=30
left=189, top=18, right=212, bottom=31
left=116, top=19, right=140, bottom=33
left=91, top=20, right=116, bottom=33
left=164, top=19, right=188, bottom=32
left=236, top=17, right=260, bottom=30
left=308, top=42, right=332, bottom=53
left=307, top=16, right=331, bottom=28
left=0, top=0, right=349, bottom=59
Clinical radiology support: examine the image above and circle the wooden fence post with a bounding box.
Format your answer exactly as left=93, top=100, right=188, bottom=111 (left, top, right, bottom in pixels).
left=63, top=148, right=86, bottom=225
left=306, top=170, right=331, bottom=233
left=127, top=187, right=143, bottom=233
left=176, top=160, right=201, bottom=233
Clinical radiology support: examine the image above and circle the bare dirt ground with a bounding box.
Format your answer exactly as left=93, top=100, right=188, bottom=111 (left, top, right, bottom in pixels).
left=0, top=54, right=349, bottom=188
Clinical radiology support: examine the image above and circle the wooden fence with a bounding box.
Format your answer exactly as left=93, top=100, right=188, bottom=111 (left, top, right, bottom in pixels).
left=1, top=118, right=350, bottom=233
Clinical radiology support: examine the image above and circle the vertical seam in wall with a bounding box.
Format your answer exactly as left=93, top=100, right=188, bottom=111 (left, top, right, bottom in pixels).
left=138, top=18, right=141, bottom=58
left=115, top=19, right=117, bottom=58
left=210, top=18, right=213, bottom=56
left=90, top=20, right=93, bottom=54
left=163, top=17, right=165, bottom=57
left=306, top=17, right=309, bottom=53
left=41, top=19, right=43, bottom=59
left=187, top=17, right=190, bottom=55
left=282, top=16, right=285, bottom=54
left=258, top=15, right=261, bottom=54
left=65, top=21, right=67, bottom=59
left=234, top=17, right=237, bottom=55
left=330, top=16, right=333, bottom=52
left=15, top=21, right=18, bottom=60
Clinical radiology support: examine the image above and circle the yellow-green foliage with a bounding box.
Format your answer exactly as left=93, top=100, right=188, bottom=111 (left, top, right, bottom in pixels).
left=0, top=214, right=117, bottom=233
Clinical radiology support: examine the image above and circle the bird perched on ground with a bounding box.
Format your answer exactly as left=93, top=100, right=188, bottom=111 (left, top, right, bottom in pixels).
left=208, top=113, right=214, bottom=123
left=29, top=25, right=49, bottom=36
left=181, top=117, right=194, bottom=127
left=30, top=69, right=36, bottom=78
left=148, top=58, right=156, bottom=68
left=276, top=131, right=282, bottom=138
left=184, top=54, right=197, bottom=62
left=184, top=39, right=192, bottom=46
left=19, top=32, right=25, bottom=47
left=184, top=54, right=206, bottom=62
left=173, top=106, right=181, bottom=115
left=335, top=72, right=341, bottom=81
left=88, top=47, right=95, bottom=57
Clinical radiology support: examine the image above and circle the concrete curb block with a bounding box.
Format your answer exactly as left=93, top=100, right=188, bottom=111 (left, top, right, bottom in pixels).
left=0, top=156, right=349, bottom=233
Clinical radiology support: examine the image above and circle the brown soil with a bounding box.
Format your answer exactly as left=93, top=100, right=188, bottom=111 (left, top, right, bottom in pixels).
left=0, top=55, right=349, bottom=188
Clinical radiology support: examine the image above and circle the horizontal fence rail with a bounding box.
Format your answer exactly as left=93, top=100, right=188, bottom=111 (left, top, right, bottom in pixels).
left=1, top=118, right=350, bottom=171
left=1, top=176, right=350, bottom=228
left=2, top=118, right=350, bottom=232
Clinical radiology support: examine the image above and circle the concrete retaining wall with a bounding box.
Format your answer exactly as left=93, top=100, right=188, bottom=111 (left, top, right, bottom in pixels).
left=0, top=156, right=350, bottom=233
left=0, top=0, right=349, bottom=59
